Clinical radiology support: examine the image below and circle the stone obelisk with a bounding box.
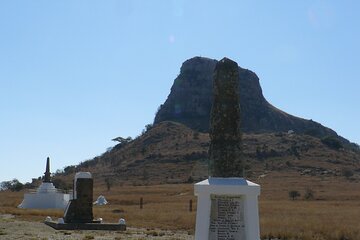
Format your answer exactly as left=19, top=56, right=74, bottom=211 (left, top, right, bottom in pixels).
left=44, top=157, right=51, bottom=183
left=194, top=57, right=260, bottom=240
left=209, top=57, right=243, bottom=177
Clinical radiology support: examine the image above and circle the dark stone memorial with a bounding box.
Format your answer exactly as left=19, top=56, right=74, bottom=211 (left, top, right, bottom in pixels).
left=194, top=57, right=260, bottom=240
left=209, top=57, right=244, bottom=178
left=45, top=172, right=126, bottom=231
left=64, top=173, right=94, bottom=223
left=208, top=58, right=247, bottom=239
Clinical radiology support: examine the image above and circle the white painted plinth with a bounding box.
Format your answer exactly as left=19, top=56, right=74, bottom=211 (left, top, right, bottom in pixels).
left=194, top=178, right=260, bottom=240
left=18, top=182, right=70, bottom=209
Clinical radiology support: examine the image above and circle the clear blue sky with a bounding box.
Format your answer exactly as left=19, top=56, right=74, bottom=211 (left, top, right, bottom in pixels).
left=1, top=1, right=359, bottom=183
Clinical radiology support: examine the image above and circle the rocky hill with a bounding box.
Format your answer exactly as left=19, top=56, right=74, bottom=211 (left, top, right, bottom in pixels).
left=54, top=56, right=360, bottom=185
left=56, top=121, right=360, bottom=186
left=154, top=56, right=353, bottom=147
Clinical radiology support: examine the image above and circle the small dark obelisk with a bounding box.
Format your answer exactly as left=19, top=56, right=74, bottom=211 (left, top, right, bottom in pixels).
left=44, top=157, right=51, bottom=183
left=209, top=58, right=244, bottom=177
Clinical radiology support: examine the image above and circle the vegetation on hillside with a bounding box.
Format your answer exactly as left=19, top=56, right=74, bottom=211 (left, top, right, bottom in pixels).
left=51, top=121, right=360, bottom=188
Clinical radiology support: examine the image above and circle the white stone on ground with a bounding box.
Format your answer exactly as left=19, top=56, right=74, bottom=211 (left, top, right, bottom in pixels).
left=93, top=195, right=108, bottom=205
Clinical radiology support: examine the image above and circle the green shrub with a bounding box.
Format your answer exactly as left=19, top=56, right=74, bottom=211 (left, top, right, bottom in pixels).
left=289, top=190, right=301, bottom=200
left=321, top=136, right=343, bottom=150
left=304, top=188, right=315, bottom=200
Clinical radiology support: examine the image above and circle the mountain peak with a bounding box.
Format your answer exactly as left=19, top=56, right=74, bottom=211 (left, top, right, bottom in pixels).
left=180, top=56, right=217, bottom=75
left=154, top=56, right=346, bottom=143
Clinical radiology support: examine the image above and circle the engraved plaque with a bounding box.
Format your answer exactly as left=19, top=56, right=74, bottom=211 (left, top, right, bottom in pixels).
left=209, top=195, right=246, bottom=240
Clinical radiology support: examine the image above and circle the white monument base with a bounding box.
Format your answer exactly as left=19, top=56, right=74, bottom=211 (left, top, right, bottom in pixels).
left=194, top=178, right=260, bottom=240
left=18, top=182, right=70, bottom=209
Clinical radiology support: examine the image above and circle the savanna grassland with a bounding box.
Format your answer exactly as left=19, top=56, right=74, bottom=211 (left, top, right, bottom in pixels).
left=1, top=171, right=360, bottom=240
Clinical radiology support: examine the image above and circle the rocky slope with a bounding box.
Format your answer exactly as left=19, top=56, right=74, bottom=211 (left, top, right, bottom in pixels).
left=154, top=56, right=351, bottom=145
left=59, top=121, right=360, bottom=185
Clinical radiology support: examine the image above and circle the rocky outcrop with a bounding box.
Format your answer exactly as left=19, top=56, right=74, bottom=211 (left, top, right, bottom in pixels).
left=154, top=56, right=340, bottom=139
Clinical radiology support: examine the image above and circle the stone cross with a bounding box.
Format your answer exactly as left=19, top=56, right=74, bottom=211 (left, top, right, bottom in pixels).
left=209, top=58, right=244, bottom=177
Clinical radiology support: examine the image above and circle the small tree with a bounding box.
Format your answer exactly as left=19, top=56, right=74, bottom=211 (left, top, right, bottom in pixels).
left=145, top=124, right=153, bottom=132
left=321, top=136, right=343, bottom=150
left=193, top=132, right=199, bottom=140
left=52, top=178, right=72, bottom=192
left=63, top=165, right=76, bottom=174
left=112, top=136, right=132, bottom=144
left=342, top=168, right=354, bottom=179
left=142, top=168, right=149, bottom=182
left=0, top=181, right=12, bottom=191
left=289, top=190, right=301, bottom=200
left=104, top=178, right=113, bottom=191
left=0, top=179, right=23, bottom=192
left=304, top=188, right=315, bottom=200
left=11, top=180, right=23, bottom=192
left=187, top=175, right=194, bottom=183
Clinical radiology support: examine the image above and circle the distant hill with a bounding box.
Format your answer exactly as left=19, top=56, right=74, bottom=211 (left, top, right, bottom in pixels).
left=154, top=56, right=355, bottom=148
left=54, top=57, right=360, bottom=185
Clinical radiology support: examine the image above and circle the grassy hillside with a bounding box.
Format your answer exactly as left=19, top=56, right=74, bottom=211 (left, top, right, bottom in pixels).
left=54, top=121, right=360, bottom=187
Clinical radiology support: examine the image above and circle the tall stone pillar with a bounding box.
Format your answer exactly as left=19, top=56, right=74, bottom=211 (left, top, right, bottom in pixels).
left=209, top=58, right=243, bottom=177
left=194, top=58, right=260, bottom=240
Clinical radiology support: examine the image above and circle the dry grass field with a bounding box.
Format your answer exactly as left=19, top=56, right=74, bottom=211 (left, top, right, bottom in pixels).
left=258, top=172, right=360, bottom=240
left=1, top=171, right=360, bottom=240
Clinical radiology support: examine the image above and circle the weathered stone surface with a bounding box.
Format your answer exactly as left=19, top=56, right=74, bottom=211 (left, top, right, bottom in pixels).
left=209, top=58, right=244, bottom=177
left=64, top=178, right=94, bottom=223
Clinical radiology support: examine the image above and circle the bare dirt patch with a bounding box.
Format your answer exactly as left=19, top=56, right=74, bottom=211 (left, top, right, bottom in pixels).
left=0, top=214, right=193, bottom=240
